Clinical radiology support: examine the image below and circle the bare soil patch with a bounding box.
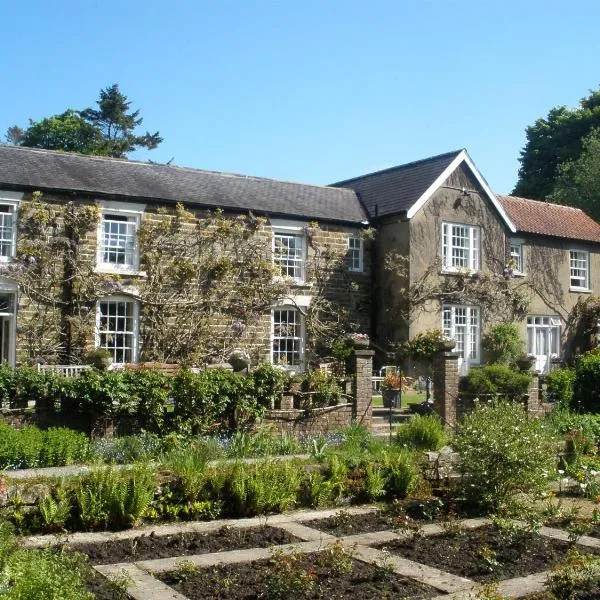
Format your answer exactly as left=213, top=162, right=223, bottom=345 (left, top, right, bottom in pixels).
left=375, top=524, right=584, bottom=582
left=160, top=553, right=439, bottom=599
left=65, top=525, right=298, bottom=565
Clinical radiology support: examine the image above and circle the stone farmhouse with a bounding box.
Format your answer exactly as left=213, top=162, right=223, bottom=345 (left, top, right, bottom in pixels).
left=0, top=144, right=598, bottom=375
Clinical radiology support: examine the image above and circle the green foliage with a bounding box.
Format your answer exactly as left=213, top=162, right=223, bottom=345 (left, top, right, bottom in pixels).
left=396, top=329, right=448, bottom=360
left=9, top=84, right=162, bottom=158
left=171, top=368, right=259, bottom=434
left=546, top=408, right=600, bottom=445
left=251, top=364, right=288, bottom=409
left=574, top=349, right=600, bottom=412
left=75, top=464, right=155, bottom=530
left=551, top=129, right=600, bottom=221
left=381, top=448, right=418, bottom=498
left=482, top=323, right=523, bottom=367
left=299, top=470, right=333, bottom=508
left=395, top=414, right=446, bottom=451
left=225, top=459, right=301, bottom=516
left=546, top=548, right=600, bottom=599
left=264, top=548, right=316, bottom=599
left=163, top=444, right=210, bottom=501
left=0, top=423, right=90, bottom=470
left=301, top=369, right=342, bottom=408
left=453, top=401, right=559, bottom=509
left=37, top=486, right=71, bottom=533
left=514, top=87, right=600, bottom=199
left=545, top=367, right=576, bottom=407
left=463, top=364, right=532, bottom=401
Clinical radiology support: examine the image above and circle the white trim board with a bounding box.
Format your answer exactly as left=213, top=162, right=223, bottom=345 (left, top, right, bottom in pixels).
left=405, top=149, right=516, bottom=233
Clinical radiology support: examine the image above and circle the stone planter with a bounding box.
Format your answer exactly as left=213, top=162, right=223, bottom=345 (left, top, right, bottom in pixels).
left=517, top=356, right=536, bottom=372
left=440, top=340, right=456, bottom=351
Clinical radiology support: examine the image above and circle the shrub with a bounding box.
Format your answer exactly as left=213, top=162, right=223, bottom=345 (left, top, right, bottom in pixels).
left=574, top=349, right=600, bottom=412
left=546, top=548, right=600, bottom=599
left=75, top=464, right=156, bottom=530
left=123, top=369, right=170, bottom=433
left=0, top=424, right=90, bottom=470
left=395, top=414, right=446, bottom=451
left=482, top=323, right=523, bottom=367
left=251, top=364, right=288, bottom=409
left=381, top=448, right=418, bottom=498
left=171, top=368, right=259, bottom=434
left=546, top=409, right=600, bottom=446
left=301, top=369, right=342, bottom=408
left=396, top=329, right=448, bottom=360
left=463, top=365, right=531, bottom=401
left=545, top=367, right=576, bottom=408
left=453, top=401, right=559, bottom=510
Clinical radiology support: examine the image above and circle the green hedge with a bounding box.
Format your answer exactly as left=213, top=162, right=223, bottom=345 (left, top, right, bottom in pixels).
left=462, top=364, right=532, bottom=401
left=0, top=364, right=286, bottom=436
left=574, top=349, right=600, bottom=412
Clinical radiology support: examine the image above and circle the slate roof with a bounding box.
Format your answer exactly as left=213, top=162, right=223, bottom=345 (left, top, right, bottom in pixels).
left=0, top=145, right=367, bottom=224
left=331, top=150, right=463, bottom=219
left=497, top=195, right=600, bottom=244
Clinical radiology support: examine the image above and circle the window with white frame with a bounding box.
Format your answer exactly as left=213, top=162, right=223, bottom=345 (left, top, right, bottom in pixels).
left=272, top=308, right=304, bottom=369
left=509, top=239, right=524, bottom=274
left=273, top=232, right=305, bottom=281
left=527, top=316, right=561, bottom=357
left=0, top=204, right=16, bottom=260
left=442, top=222, right=480, bottom=272
left=96, top=297, right=138, bottom=364
left=442, top=304, right=480, bottom=364
left=347, top=235, right=363, bottom=272
left=570, top=250, right=590, bottom=290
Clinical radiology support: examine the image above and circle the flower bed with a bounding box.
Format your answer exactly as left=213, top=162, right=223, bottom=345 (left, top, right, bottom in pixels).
left=63, top=525, right=298, bottom=565
left=159, top=548, right=438, bottom=599
left=374, top=524, right=584, bottom=582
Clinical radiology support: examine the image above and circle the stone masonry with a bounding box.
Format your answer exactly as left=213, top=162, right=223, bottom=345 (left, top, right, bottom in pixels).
left=433, top=351, right=459, bottom=427
left=353, top=349, right=374, bottom=427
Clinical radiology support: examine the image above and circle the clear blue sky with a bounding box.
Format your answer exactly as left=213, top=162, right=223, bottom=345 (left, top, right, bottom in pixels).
left=2, top=0, right=599, bottom=194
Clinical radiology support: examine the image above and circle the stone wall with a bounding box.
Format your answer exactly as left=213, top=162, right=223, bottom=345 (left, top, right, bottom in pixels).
left=11, top=191, right=371, bottom=367
left=263, top=404, right=353, bottom=436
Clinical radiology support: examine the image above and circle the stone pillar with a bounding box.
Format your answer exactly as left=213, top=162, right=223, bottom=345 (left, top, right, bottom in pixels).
left=525, top=373, right=542, bottom=416
left=353, top=349, right=374, bottom=427
left=432, top=351, right=459, bottom=427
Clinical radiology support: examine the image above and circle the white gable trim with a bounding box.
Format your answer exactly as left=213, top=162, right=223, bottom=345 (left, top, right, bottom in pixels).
left=405, top=150, right=516, bottom=233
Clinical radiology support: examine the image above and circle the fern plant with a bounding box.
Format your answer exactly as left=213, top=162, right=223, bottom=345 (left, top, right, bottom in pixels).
left=38, top=487, right=71, bottom=533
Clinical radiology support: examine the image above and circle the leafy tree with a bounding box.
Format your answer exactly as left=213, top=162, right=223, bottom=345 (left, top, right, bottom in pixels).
left=6, top=84, right=162, bottom=158
left=6, top=110, right=104, bottom=154
left=513, top=87, right=600, bottom=199
left=549, top=129, right=600, bottom=221
left=79, top=84, right=162, bottom=157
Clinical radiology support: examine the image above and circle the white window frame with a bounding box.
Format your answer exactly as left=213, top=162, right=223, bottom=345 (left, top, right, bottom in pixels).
left=271, top=306, right=305, bottom=371
left=509, top=238, right=525, bottom=275
left=347, top=235, right=363, bottom=272
left=569, top=249, right=590, bottom=291
left=271, top=220, right=306, bottom=284
left=442, top=304, right=481, bottom=366
left=441, top=222, right=480, bottom=273
left=0, top=192, right=22, bottom=262
left=0, top=279, right=18, bottom=366
left=96, top=296, right=139, bottom=364
left=96, top=201, right=145, bottom=274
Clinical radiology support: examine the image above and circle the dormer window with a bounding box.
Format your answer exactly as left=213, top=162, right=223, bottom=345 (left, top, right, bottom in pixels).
left=442, top=222, right=480, bottom=272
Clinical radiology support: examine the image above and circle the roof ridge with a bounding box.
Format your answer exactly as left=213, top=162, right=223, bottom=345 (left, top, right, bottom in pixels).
left=330, top=149, right=464, bottom=186
left=0, top=144, right=355, bottom=195
left=498, top=194, right=586, bottom=213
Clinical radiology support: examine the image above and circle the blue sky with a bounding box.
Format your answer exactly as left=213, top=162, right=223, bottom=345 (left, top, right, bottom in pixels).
left=2, top=0, right=599, bottom=194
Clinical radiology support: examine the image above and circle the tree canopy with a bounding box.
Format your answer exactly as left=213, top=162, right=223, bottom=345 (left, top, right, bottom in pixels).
left=6, top=84, right=162, bottom=158
left=513, top=87, right=600, bottom=200
left=550, top=129, right=600, bottom=221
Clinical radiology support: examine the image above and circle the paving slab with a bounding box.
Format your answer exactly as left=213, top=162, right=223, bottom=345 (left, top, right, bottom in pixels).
left=276, top=520, right=335, bottom=542
left=137, top=539, right=327, bottom=573
left=540, top=525, right=600, bottom=549
left=497, top=570, right=550, bottom=597
left=23, top=504, right=376, bottom=548
left=95, top=563, right=188, bottom=600
left=353, top=545, right=476, bottom=594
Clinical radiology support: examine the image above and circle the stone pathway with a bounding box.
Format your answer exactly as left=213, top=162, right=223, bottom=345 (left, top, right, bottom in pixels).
left=23, top=506, right=600, bottom=599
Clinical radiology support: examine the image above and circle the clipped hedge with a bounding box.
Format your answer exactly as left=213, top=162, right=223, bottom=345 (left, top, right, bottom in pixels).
left=462, top=364, right=532, bottom=401
left=574, top=349, right=600, bottom=412
left=0, top=364, right=286, bottom=436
